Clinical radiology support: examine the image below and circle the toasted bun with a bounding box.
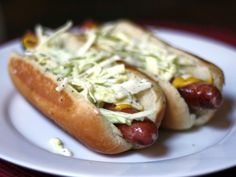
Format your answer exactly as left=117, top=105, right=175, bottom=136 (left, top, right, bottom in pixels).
left=109, top=20, right=224, bottom=130
left=8, top=53, right=165, bottom=154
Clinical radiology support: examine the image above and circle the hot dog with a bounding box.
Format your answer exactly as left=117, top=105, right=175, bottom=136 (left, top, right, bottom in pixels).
left=103, top=103, right=158, bottom=148
left=89, top=20, right=224, bottom=130
left=8, top=22, right=166, bottom=154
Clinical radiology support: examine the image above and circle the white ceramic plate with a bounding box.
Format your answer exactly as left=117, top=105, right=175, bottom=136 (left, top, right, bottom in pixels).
left=0, top=28, right=236, bottom=177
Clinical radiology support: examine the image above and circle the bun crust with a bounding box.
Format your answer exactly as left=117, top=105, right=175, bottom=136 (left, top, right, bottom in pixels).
left=8, top=53, right=165, bottom=154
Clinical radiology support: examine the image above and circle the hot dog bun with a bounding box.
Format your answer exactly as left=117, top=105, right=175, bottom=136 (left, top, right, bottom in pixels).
left=9, top=52, right=166, bottom=154
left=101, top=20, right=224, bottom=130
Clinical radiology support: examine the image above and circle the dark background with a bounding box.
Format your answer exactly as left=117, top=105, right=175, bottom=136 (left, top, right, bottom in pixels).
left=0, top=0, right=236, bottom=42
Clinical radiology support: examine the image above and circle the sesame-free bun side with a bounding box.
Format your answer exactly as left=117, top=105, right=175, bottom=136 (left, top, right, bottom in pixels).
left=8, top=53, right=165, bottom=154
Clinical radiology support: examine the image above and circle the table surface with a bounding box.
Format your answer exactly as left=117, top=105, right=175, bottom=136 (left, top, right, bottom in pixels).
left=0, top=22, right=235, bottom=177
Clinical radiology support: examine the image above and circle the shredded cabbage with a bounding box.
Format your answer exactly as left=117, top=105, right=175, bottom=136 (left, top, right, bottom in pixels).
left=24, top=22, right=156, bottom=124
left=99, top=108, right=156, bottom=125
left=96, top=23, right=195, bottom=81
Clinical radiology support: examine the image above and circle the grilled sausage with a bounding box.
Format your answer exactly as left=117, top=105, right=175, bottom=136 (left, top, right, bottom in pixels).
left=178, top=82, right=223, bottom=109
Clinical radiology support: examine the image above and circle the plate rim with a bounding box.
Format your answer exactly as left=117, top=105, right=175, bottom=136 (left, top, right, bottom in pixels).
left=1, top=29, right=236, bottom=177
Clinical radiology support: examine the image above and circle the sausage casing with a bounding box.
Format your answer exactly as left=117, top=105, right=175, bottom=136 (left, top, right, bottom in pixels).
left=178, top=82, right=223, bottom=109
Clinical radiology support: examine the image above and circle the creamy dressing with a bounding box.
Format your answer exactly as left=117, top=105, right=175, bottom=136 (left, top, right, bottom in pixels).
left=49, top=137, right=73, bottom=157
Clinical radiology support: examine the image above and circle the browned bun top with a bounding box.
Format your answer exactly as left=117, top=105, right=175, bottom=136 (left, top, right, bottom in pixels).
left=8, top=53, right=165, bottom=154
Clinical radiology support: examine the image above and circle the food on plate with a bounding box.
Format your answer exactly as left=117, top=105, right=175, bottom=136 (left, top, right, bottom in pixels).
left=87, top=20, right=224, bottom=130
left=49, top=137, right=73, bottom=157
left=8, top=22, right=166, bottom=154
